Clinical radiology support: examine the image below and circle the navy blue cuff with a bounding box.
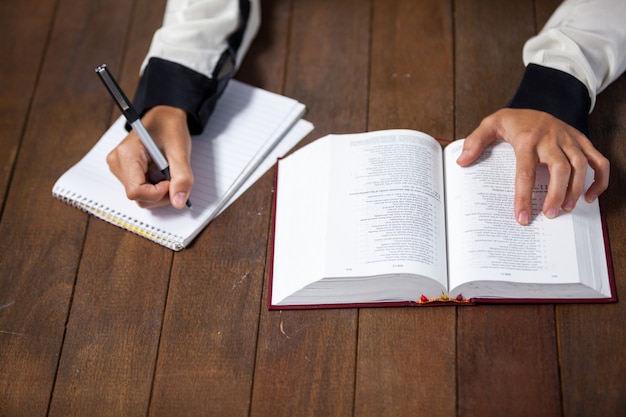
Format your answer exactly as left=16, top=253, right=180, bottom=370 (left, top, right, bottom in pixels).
left=131, top=0, right=251, bottom=135
left=133, top=57, right=233, bottom=135
left=507, top=63, right=591, bottom=136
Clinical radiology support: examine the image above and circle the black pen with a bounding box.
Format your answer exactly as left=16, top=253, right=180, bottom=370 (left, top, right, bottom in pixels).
left=95, top=64, right=191, bottom=208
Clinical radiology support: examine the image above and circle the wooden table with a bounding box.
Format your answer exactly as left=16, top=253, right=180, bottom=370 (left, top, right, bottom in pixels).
left=1, top=0, right=624, bottom=415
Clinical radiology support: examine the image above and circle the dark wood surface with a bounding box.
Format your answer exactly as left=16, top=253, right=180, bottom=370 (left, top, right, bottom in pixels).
left=1, top=0, right=624, bottom=416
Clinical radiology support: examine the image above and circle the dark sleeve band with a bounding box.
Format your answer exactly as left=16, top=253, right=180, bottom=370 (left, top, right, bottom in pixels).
left=133, top=57, right=226, bottom=135
left=132, top=0, right=252, bottom=135
left=507, top=63, right=592, bottom=136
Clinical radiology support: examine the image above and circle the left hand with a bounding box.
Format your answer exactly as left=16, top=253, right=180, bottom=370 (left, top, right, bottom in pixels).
left=456, top=108, right=610, bottom=225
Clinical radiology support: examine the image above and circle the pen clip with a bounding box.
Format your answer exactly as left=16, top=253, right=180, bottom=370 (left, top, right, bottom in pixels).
left=95, top=64, right=139, bottom=122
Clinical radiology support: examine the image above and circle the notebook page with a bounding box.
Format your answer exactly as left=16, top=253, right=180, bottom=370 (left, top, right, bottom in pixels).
left=53, top=80, right=306, bottom=249
left=219, top=118, right=313, bottom=213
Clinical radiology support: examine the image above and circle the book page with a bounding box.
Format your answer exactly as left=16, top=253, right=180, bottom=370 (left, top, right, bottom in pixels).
left=324, top=130, right=448, bottom=287
left=271, top=138, right=332, bottom=305
left=443, top=140, right=581, bottom=295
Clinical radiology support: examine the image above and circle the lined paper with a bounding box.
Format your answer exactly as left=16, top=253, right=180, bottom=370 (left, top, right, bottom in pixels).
left=53, top=80, right=310, bottom=250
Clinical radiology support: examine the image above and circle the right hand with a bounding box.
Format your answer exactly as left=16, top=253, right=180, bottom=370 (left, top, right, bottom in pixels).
left=106, top=106, right=194, bottom=209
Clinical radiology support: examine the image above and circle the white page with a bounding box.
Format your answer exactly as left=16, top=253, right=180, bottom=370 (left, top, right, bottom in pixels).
left=53, top=80, right=307, bottom=250
left=219, top=118, right=313, bottom=213
left=271, top=137, right=331, bottom=305
left=323, top=130, right=448, bottom=287
left=444, top=139, right=581, bottom=295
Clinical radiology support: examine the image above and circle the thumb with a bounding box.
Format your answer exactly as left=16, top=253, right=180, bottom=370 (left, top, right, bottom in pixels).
left=138, top=105, right=194, bottom=208
left=457, top=116, right=500, bottom=167
left=168, top=158, right=194, bottom=209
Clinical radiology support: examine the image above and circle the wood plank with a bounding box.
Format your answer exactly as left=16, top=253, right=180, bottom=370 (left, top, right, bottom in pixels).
left=146, top=1, right=294, bottom=415
left=354, top=1, right=456, bottom=416
left=45, top=0, right=171, bottom=415
left=557, top=76, right=626, bottom=417
left=279, top=0, right=371, bottom=139
left=533, top=0, right=563, bottom=27
left=0, top=0, right=138, bottom=414
left=116, top=0, right=167, bottom=103
left=356, top=309, right=456, bottom=417
left=454, top=0, right=532, bottom=136
left=48, top=221, right=172, bottom=417
left=148, top=192, right=273, bottom=417
left=235, top=0, right=293, bottom=95
left=368, top=0, right=455, bottom=137
left=457, top=306, right=561, bottom=416
left=0, top=0, right=56, bottom=208
left=250, top=0, right=370, bottom=415
left=454, top=1, right=562, bottom=415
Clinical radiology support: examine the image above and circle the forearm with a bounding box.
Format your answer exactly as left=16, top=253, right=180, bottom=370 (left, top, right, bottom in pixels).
left=520, top=0, right=626, bottom=111
left=133, top=0, right=261, bottom=134
left=507, top=64, right=591, bottom=135
left=508, top=0, right=626, bottom=136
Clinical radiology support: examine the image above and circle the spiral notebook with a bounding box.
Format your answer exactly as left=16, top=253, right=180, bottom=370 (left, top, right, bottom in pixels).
left=53, top=80, right=312, bottom=250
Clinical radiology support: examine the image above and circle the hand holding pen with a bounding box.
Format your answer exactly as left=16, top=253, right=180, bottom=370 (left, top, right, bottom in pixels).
left=96, top=65, right=193, bottom=209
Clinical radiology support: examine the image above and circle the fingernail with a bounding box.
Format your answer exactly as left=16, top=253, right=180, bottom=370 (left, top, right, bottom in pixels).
left=174, top=192, right=187, bottom=208
left=545, top=208, right=558, bottom=219
left=456, top=150, right=469, bottom=165
left=563, top=200, right=575, bottom=211
left=517, top=210, right=529, bottom=225
left=585, top=194, right=597, bottom=203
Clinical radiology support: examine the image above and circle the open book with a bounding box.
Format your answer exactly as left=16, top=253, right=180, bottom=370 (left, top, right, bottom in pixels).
left=53, top=80, right=313, bottom=250
left=269, top=130, right=615, bottom=309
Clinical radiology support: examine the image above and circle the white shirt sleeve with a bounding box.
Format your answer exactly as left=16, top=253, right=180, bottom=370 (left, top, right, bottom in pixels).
left=523, top=0, right=626, bottom=110
left=140, top=0, right=261, bottom=78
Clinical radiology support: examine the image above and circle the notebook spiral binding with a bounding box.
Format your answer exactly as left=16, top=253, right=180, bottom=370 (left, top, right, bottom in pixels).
left=53, top=187, right=185, bottom=251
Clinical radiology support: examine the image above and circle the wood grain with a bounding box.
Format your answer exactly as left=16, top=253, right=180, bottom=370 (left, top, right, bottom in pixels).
left=0, top=0, right=137, bottom=414
left=0, top=0, right=624, bottom=415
